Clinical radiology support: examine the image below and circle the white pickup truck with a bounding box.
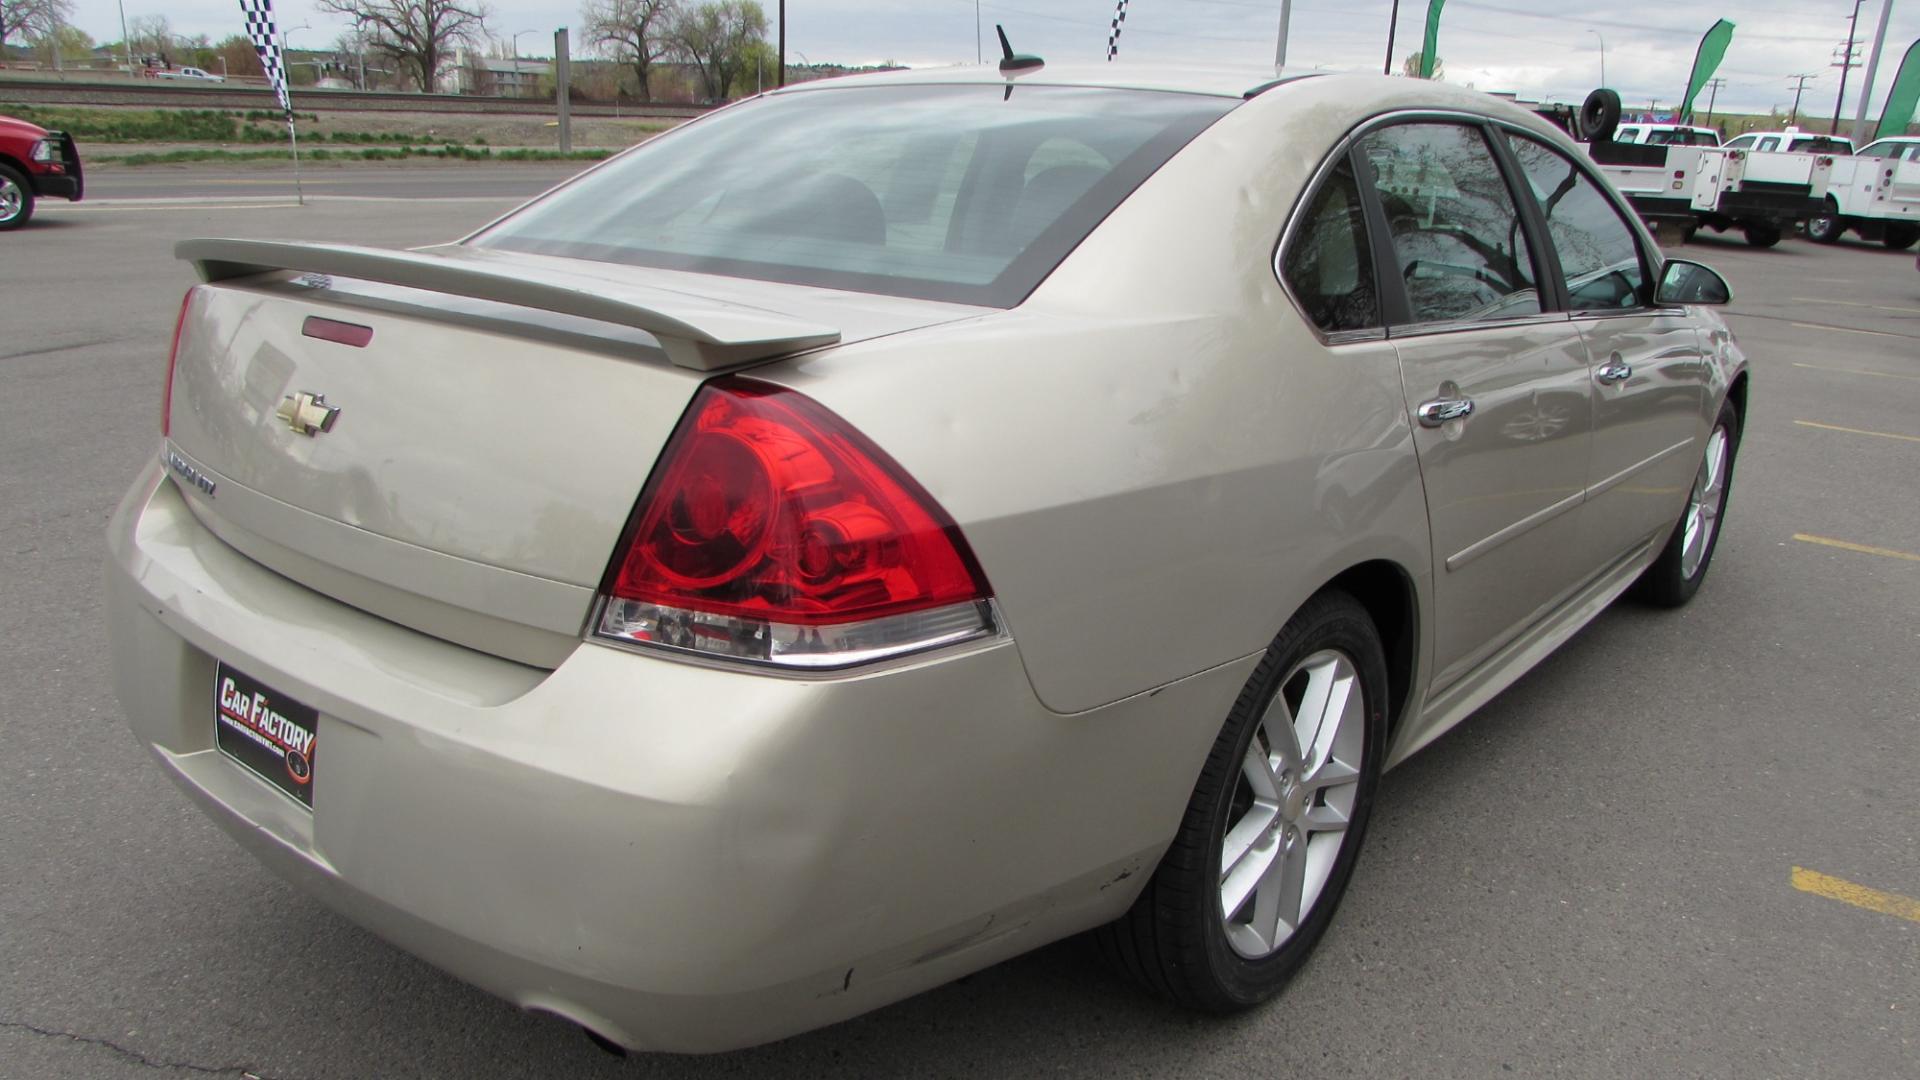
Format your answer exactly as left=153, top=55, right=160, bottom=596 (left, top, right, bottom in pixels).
left=152, top=66, right=225, bottom=83
left=1589, top=122, right=1833, bottom=247
left=1806, top=135, right=1920, bottom=250
left=1724, top=129, right=1854, bottom=155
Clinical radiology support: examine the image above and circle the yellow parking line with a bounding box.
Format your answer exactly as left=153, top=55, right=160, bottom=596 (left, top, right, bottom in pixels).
left=1793, top=420, right=1920, bottom=444
left=1792, top=534, right=1920, bottom=562
left=1791, top=867, right=1920, bottom=925
left=42, top=203, right=298, bottom=213
left=1791, top=296, right=1920, bottom=315
left=1792, top=362, right=1920, bottom=383
left=1789, top=322, right=1902, bottom=338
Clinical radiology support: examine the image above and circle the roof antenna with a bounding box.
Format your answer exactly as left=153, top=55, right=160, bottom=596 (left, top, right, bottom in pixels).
left=997, top=24, right=1044, bottom=74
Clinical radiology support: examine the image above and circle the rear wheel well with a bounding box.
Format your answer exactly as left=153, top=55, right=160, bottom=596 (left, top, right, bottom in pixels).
left=1323, top=561, right=1416, bottom=736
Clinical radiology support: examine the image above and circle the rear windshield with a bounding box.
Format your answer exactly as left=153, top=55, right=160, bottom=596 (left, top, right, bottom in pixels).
left=1788, top=137, right=1850, bottom=154
left=472, top=84, right=1236, bottom=307
left=1647, top=129, right=1719, bottom=146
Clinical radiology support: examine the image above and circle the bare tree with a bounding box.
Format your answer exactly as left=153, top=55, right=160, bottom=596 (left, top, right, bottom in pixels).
left=314, top=0, right=490, bottom=93
left=1400, top=51, right=1444, bottom=81
left=670, top=0, right=766, bottom=103
left=0, top=0, right=72, bottom=49
left=583, top=0, right=676, bottom=103
left=126, top=13, right=173, bottom=65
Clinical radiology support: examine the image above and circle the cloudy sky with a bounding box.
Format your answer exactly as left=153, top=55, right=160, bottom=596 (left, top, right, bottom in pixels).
left=49, top=1, right=1920, bottom=118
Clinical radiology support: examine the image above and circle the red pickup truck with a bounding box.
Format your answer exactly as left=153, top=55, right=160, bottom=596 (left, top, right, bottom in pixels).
left=0, top=114, right=84, bottom=229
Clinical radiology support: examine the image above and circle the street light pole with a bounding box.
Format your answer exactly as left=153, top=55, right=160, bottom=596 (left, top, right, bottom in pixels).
left=1588, top=28, right=1606, bottom=88
left=778, top=0, right=786, bottom=87
left=1850, top=0, right=1897, bottom=144
left=512, top=28, right=536, bottom=97
left=116, top=0, right=132, bottom=74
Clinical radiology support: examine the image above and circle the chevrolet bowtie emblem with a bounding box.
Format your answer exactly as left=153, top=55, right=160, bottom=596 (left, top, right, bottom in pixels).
left=276, top=391, right=340, bottom=436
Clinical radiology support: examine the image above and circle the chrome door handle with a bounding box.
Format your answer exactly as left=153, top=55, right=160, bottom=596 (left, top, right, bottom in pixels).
left=1417, top=397, right=1475, bottom=427
left=1596, top=362, right=1633, bottom=383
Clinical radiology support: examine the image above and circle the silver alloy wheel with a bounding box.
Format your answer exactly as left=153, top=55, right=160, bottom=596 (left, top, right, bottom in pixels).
left=1680, top=424, right=1730, bottom=580
left=1219, top=648, right=1365, bottom=959
left=0, top=175, right=22, bottom=223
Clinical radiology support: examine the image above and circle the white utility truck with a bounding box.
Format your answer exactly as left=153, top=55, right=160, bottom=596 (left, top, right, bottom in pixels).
left=1806, top=136, right=1920, bottom=249
left=1590, top=121, right=1833, bottom=247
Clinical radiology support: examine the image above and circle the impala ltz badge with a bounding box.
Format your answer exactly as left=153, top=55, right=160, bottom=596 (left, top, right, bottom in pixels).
left=276, top=391, right=340, bottom=436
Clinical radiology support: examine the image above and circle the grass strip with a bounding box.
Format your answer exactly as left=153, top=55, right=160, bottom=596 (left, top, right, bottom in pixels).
left=106, top=146, right=615, bottom=166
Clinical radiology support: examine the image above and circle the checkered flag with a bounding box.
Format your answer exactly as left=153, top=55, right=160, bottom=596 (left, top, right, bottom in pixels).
left=1105, top=0, right=1129, bottom=61
left=237, top=0, right=294, bottom=121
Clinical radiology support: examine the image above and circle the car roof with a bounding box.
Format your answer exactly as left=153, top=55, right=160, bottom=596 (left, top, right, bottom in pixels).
left=769, top=61, right=1319, bottom=100
left=760, top=64, right=1575, bottom=158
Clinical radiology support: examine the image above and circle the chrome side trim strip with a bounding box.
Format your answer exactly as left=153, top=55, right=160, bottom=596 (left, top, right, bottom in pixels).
left=1585, top=437, right=1696, bottom=500
left=1444, top=489, right=1585, bottom=572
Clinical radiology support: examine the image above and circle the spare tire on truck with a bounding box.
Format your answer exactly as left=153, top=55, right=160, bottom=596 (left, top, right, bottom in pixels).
left=1582, top=89, right=1622, bottom=143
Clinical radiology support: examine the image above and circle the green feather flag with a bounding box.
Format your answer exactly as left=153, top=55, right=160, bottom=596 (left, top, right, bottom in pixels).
left=1420, top=0, right=1447, bottom=80
left=1876, top=39, right=1920, bottom=141
left=1681, top=20, right=1736, bottom=120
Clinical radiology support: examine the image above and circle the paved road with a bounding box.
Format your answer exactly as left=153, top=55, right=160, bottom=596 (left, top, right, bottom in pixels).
left=71, top=162, right=589, bottom=202
left=2, top=185, right=1916, bottom=1079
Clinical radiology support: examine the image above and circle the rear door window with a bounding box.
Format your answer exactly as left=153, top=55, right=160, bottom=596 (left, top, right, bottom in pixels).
left=1359, top=122, right=1543, bottom=325
left=1507, top=134, right=1649, bottom=311
left=1280, top=157, right=1380, bottom=335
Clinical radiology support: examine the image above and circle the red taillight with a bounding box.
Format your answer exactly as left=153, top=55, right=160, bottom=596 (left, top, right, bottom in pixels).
left=595, top=377, right=996, bottom=667
left=162, top=287, right=198, bottom=437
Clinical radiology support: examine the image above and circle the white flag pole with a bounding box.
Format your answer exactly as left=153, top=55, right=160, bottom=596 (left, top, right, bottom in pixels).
left=287, top=115, right=305, bottom=206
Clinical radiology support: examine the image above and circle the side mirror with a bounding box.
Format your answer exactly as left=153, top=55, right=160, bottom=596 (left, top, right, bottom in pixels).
left=1654, top=259, right=1732, bottom=306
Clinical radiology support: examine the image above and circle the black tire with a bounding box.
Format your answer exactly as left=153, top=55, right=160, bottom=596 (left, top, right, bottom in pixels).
left=1581, top=89, right=1622, bottom=143
left=1094, top=590, right=1388, bottom=1011
left=1742, top=224, right=1782, bottom=248
left=1806, top=201, right=1845, bottom=244
left=1634, top=398, right=1740, bottom=608
left=1883, top=225, right=1919, bottom=251
left=0, top=163, right=35, bottom=231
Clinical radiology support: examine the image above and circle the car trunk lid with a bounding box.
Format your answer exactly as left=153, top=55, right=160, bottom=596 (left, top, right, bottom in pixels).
left=164, top=240, right=986, bottom=667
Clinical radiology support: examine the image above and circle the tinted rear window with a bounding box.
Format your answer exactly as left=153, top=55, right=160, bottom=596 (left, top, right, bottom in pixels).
left=1788, top=137, right=1850, bottom=154
left=1647, top=129, right=1718, bottom=146
left=473, top=85, right=1236, bottom=307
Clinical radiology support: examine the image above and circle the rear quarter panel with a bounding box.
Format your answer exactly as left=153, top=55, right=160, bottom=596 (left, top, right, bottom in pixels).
left=771, top=77, right=1465, bottom=714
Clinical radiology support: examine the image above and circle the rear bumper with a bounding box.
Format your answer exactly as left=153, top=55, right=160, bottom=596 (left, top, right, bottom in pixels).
left=105, top=461, right=1247, bottom=1052
left=1621, top=193, right=1695, bottom=224
left=1714, top=186, right=1819, bottom=224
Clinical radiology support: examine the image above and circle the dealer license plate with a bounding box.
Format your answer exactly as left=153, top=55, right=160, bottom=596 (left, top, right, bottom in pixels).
left=214, top=664, right=319, bottom=808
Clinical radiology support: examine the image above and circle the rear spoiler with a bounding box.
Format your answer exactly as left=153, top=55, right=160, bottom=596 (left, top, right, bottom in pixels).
left=176, top=238, right=842, bottom=372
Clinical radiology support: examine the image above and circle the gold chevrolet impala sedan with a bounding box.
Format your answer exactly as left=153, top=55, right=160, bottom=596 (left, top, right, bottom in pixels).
left=106, top=62, right=1746, bottom=1053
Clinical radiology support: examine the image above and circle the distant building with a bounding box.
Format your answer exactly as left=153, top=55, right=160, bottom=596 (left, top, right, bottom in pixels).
left=456, top=51, right=552, bottom=96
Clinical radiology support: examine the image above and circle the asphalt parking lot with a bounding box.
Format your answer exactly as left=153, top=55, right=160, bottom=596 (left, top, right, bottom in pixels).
left=3, top=172, right=1915, bottom=1079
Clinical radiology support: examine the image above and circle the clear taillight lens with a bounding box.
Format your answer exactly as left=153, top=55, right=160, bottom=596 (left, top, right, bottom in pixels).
left=594, top=377, right=998, bottom=668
